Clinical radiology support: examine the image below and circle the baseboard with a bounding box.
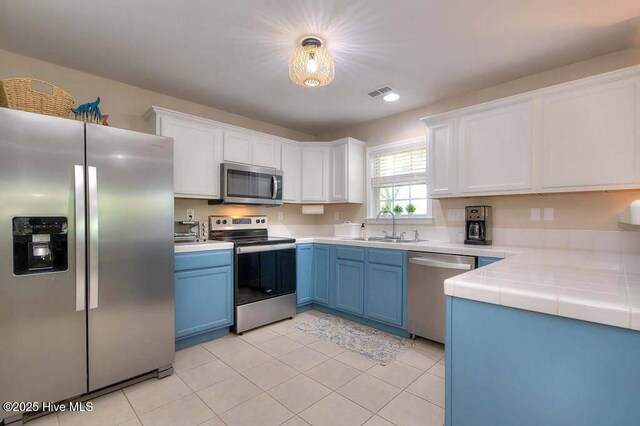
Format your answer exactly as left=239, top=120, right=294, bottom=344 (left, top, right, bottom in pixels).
left=175, top=327, right=230, bottom=350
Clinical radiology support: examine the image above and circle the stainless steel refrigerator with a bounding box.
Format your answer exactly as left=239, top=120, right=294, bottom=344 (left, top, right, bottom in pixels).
left=0, top=108, right=175, bottom=422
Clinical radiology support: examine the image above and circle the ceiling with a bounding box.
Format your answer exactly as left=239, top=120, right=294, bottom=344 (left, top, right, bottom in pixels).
left=1, top=1, right=639, bottom=136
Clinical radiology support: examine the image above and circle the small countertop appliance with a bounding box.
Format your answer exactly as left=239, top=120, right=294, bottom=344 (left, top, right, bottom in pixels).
left=464, top=206, right=492, bottom=245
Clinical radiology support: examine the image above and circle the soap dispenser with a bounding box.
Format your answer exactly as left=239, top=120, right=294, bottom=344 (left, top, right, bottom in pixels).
left=359, top=223, right=366, bottom=238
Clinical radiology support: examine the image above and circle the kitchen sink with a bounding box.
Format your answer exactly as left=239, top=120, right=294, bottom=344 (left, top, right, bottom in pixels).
left=340, top=237, right=426, bottom=243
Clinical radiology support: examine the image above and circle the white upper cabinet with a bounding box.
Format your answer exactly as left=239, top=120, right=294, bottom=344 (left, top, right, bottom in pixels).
left=146, top=107, right=366, bottom=204
left=330, top=138, right=365, bottom=203
left=301, top=145, right=330, bottom=202
left=281, top=142, right=302, bottom=202
left=422, top=66, right=640, bottom=198
left=145, top=108, right=223, bottom=199
left=427, top=121, right=456, bottom=196
left=223, top=130, right=281, bottom=169
left=251, top=136, right=281, bottom=169
left=223, top=130, right=252, bottom=164
left=540, top=78, right=640, bottom=190
left=459, top=101, right=533, bottom=194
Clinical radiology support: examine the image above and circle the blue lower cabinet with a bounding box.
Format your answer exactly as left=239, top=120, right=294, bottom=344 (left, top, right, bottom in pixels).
left=478, top=256, right=501, bottom=268
left=335, top=259, right=365, bottom=315
left=174, top=249, right=234, bottom=349
left=365, top=262, right=404, bottom=327
left=296, top=244, right=313, bottom=306
left=313, top=244, right=330, bottom=306
left=175, top=265, right=233, bottom=339
left=446, top=296, right=640, bottom=426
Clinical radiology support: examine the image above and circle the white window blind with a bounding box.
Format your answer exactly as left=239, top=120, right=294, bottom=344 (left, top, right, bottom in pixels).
left=371, top=148, right=427, bottom=186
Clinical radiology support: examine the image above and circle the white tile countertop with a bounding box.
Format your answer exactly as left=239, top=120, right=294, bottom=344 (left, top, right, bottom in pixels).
left=294, top=236, right=640, bottom=331
left=174, top=240, right=234, bottom=253
left=446, top=249, right=640, bottom=331
left=294, top=236, right=519, bottom=259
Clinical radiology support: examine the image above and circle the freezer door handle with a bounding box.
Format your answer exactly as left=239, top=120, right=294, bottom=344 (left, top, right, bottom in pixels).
left=409, top=257, right=472, bottom=271
left=74, top=165, right=86, bottom=311
left=88, top=166, right=99, bottom=309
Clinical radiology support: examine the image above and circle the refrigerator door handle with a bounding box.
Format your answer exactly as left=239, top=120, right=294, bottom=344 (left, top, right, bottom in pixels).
left=88, top=166, right=99, bottom=309
left=74, top=165, right=86, bottom=311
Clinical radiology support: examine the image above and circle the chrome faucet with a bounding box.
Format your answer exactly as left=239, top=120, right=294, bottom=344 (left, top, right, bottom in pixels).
left=376, top=210, right=398, bottom=239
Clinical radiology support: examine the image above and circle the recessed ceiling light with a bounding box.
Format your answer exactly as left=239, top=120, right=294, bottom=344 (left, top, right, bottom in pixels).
left=383, top=92, right=400, bottom=102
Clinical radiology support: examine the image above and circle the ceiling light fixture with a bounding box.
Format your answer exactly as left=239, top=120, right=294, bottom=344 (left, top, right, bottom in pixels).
left=289, top=36, right=335, bottom=88
left=383, top=92, right=400, bottom=102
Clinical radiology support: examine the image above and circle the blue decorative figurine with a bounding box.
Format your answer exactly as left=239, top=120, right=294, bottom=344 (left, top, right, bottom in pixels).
left=72, top=97, right=102, bottom=123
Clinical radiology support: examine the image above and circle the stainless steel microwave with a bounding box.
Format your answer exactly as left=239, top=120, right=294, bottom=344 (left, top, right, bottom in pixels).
left=217, top=162, right=283, bottom=206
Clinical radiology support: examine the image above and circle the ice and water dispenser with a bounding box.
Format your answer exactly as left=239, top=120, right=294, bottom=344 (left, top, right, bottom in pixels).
left=12, top=217, right=68, bottom=275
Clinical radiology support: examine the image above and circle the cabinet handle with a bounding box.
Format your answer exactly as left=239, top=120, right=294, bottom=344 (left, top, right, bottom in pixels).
left=409, top=257, right=472, bottom=270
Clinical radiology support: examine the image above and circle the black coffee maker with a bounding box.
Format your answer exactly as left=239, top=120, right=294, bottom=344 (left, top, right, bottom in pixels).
left=464, top=206, right=492, bottom=245
left=12, top=217, right=68, bottom=275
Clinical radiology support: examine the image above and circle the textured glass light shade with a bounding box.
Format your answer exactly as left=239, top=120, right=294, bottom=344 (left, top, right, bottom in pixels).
left=289, top=38, right=335, bottom=88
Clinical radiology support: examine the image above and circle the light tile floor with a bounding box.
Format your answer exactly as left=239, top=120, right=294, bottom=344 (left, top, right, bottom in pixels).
left=28, top=310, right=445, bottom=426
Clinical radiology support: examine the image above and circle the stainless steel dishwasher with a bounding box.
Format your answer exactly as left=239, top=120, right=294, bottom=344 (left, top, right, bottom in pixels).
left=408, top=252, right=475, bottom=343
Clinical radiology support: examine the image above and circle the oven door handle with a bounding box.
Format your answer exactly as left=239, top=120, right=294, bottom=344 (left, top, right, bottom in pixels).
left=236, top=243, right=296, bottom=254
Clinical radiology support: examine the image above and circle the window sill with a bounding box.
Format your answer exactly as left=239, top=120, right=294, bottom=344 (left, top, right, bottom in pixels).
left=365, top=216, right=434, bottom=225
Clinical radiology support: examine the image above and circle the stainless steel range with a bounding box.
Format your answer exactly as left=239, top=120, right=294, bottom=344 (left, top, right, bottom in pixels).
left=209, top=215, right=296, bottom=333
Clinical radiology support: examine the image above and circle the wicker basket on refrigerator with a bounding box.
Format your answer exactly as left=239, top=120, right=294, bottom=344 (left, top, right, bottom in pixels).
left=0, top=77, right=75, bottom=118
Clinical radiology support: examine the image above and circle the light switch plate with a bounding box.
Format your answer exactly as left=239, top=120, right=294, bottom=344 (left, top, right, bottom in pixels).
left=277, top=212, right=284, bottom=221
left=530, top=208, right=541, bottom=221
left=543, top=207, right=554, bottom=221
left=447, top=209, right=465, bottom=221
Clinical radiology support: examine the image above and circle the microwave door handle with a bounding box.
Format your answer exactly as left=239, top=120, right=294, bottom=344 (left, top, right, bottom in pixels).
left=74, top=165, right=86, bottom=312
left=272, top=175, right=277, bottom=199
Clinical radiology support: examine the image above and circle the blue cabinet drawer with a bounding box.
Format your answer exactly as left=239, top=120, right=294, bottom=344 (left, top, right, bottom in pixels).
left=335, top=246, right=365, bottom=262
left=175, top=250, right=232, bottom=271
left=368, top=248, right=405, bottom=267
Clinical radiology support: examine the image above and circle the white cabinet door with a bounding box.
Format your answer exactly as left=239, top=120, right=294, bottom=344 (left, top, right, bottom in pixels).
left=252, top=137, right=281, bottom=169
left=223, top=130, right=252, bottom=164
left=459, top=101, right=533, bottom=194
left=330, top=143, right=348, bottom=201
left=346, top=140, right=365, bottom=203
left=301, top=145, right=329, bottom=202
left=281, top=142, right=301, bottom=202
left=160, top=116, right=223, bottom=199
left=540, top=78, right=640, bottom=190
left=427, top=121, right=456, bottom=196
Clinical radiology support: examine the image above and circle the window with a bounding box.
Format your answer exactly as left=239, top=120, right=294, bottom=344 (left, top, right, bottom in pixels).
left=368, top=138, right=431, bottom=219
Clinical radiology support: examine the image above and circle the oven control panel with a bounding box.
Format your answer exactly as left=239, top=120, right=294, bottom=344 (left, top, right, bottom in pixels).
left=209, top=215, right=268, bottom=230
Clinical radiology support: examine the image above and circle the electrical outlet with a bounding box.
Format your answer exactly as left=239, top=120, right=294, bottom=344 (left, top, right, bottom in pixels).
left=543, top=207, right=554, bottom=221
left=186, top=209, right=195, bottom=221
left=334, top=212, right=340, bottom=221
left=277, top=212, right=284, bottom=221
left=530, top=208, right=541, bottom=221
